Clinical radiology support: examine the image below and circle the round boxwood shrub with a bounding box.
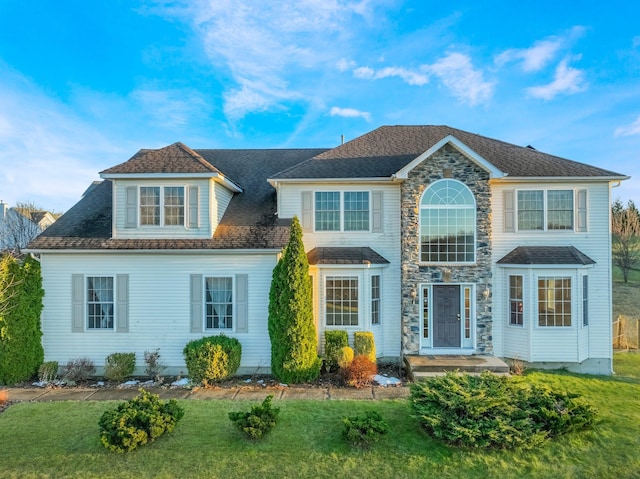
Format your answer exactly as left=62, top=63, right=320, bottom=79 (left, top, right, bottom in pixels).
left=183, top=335, right=242, bottom=385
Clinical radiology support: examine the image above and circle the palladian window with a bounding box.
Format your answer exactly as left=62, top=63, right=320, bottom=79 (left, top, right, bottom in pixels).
left=420, top=179, right=476, bottom=263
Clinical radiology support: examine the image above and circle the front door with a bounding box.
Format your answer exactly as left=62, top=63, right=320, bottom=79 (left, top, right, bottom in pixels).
left=433, top=285, right=461, bottom=348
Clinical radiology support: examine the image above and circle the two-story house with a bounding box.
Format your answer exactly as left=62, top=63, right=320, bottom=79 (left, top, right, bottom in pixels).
left=26, top=125, right=627, bottom=375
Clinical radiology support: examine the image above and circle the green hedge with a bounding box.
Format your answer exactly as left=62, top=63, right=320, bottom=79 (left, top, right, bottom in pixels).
left=183, top=335, right=241, bottom=385
left=324, top=330, right=348, bottom=371
left=354, top=331, right=376, bottom=364
left=0, top=255, right=44, bottom=385
left=104, top=352, right=136, bottom=382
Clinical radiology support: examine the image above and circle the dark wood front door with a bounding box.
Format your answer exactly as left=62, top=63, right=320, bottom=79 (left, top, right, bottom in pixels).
left=433, top=285, right=461, bottom=348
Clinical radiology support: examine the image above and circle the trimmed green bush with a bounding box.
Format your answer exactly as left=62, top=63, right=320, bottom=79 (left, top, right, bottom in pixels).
left=38, top=361, right=58, bottom=382
left=336, top=346, right=354, bottom=370
left=104, top=353, right=136, bottom=382
left=99, top=389, right=185, bottom=453
left=410, top=371, right=597, bottom=450
left=0, top=255, right=44, bottom=385
left=183, top=335, right=241, bottom=385
left=268, top=217, right=322, bottom=383
left=324, top=330, right=348, bottom=371
left=61, top=357, right=96, bottom=383
left=342, top=411, right=389, bottom=447
left=229, top=394, right=280, bottom=439
left=354, top=331, right=376, bottom=364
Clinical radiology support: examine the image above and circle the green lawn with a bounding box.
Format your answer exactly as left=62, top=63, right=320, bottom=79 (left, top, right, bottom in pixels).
left=1, top=354, right=639, bottom=479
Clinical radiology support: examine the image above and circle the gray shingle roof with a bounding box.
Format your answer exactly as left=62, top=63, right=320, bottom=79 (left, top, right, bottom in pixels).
left=28, top=148, right=327, bottom=251
left=497, top=246, right=596, bottom=265
left=307, top=247, right=390, bottom=265
left=272, top=125, right=625, bottom=179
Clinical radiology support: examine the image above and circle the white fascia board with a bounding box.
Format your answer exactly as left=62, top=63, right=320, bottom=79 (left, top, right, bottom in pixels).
left=311, top=263, right=389, bottom=270
left=23, top=248, right=281, bottom=255
left=497, top=263, right=594, bottom=270
left=492, top=175, right=630, bottom=183
left=101, top=172, right=243, bottom=192
left=267, top=177, right=394, bottom=186
left=395, top=135, right=507, bottom=179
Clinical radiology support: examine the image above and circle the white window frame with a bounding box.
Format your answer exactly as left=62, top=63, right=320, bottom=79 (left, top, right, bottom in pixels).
left=419, top=179, right=476, bottom=265
left=204, top=276, right=234, bottom=331
left=324, top=275, right=360, bottom=327
left=582, top=274, right=589, bottom=327
left=516, top=189, right=575, bottom=232
left=536, top=276, right=573, bottom=328
left=139, top=185, right=186, bottom=228
left=508, top=275, right=524, bottom=327
left=371, top=274, right=381, bottom=326
left=86, top=275, right=115, bottom=330
left=313, top=191, right=371, bottom=232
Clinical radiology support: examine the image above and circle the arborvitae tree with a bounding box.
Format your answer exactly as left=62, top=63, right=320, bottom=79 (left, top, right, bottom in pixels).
left=268, top=217, right=321, bottom=383
left=0, top=254, right=44, bottom=384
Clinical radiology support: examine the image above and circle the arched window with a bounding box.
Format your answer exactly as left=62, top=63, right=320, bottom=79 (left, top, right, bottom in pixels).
left=420, top=179, right=476, bottom=263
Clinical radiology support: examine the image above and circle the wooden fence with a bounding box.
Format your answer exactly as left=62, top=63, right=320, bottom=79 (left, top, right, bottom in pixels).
left=613, top=315, right=640, bottom=350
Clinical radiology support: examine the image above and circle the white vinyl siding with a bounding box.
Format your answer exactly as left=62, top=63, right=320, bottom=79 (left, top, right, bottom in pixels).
left=113, top=179, right=227, bottom=239
left=41, top=253, right=276, bottom=373
left=493, top=181, right=611, bottom=366
left=280, top=182, right=400, bottom=359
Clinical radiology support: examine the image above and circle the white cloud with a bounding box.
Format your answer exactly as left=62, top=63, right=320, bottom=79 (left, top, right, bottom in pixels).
left=427, top=53, right=494, bottom=105
left=495, top=27, right=586, bottom=72
left=149, top=0, right=373, bottom=121
left=336, top=58, right=356, bottom=72
left=130, top=88, right=210, bottom=128
left=496, top=38, right=562, bottom=72
left=615, top=115, right=640, bottom=137
left=527, top=57, right=587, bottom=100
left=0, top=68, right=121, bottom=212
left=329, top=106, right=371, bottom=121
left=353, top=66, right=429, bottom=86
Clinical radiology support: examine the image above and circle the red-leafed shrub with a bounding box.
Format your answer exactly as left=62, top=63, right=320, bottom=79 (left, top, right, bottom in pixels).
left=344, top=355, right=377, bottom=388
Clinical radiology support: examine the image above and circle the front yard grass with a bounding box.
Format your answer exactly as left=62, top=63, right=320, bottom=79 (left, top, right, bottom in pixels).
left=1, top=353, right=639, bottom=479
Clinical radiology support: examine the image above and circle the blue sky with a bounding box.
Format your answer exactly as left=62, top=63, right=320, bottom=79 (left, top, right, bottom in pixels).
left=1, top=0, right=639, bottom=212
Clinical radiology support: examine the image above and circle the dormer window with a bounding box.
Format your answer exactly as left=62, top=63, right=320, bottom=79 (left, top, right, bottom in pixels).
left=139, top=186, right=185, bottom=227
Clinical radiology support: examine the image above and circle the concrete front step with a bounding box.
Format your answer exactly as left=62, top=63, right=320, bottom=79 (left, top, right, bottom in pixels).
left=405, top=355, right=511, bottom=376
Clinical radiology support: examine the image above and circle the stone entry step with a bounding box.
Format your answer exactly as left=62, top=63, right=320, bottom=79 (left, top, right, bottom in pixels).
left=404, top=354, right=510, bottom=379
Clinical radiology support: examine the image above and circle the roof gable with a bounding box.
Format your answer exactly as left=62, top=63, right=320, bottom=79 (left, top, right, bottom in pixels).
left=394, top=135, right=505, bottom=179
left=271, top=125, right=627, bottom=181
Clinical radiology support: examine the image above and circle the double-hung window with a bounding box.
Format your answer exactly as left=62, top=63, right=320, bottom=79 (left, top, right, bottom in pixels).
left=315, top=192, right=370, bottom=231
left=509, top=275, right=524, bottom=326
left=87, top=276, right=114, bottom=329
left=205, top=277, right=233, bottom=330
left=517, top=190, right=573, bottom=231
left=139, top=186, right=185, bottom=226
left=371, top=275, right=380, bottom=326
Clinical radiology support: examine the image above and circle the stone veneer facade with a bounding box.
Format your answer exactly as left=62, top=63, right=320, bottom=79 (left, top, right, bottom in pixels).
left=400, top=143, right=493, bottom=355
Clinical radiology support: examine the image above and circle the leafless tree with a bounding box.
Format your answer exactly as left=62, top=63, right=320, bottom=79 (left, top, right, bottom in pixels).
left=612, top=199, right=640, bottom=283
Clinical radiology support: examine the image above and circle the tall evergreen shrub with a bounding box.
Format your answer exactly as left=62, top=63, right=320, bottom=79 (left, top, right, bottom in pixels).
left=0, top=255, right=44, bottom=385
left=268, top=217, right=321, bottom=383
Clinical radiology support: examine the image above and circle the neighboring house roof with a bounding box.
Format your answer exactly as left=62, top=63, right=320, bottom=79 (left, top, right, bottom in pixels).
left=28, top=148, right=328, bottom=251
left=307, top=246, right=390, bottom=265
left=497, top=246, right=596, bottom=265
left=271, top=125, right=626, bottom=180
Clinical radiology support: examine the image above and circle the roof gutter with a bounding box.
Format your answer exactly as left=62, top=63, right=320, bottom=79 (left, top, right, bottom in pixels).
left=22, top=248, right=283, bottom=255
left=101, top=172, right=243, bottom=193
